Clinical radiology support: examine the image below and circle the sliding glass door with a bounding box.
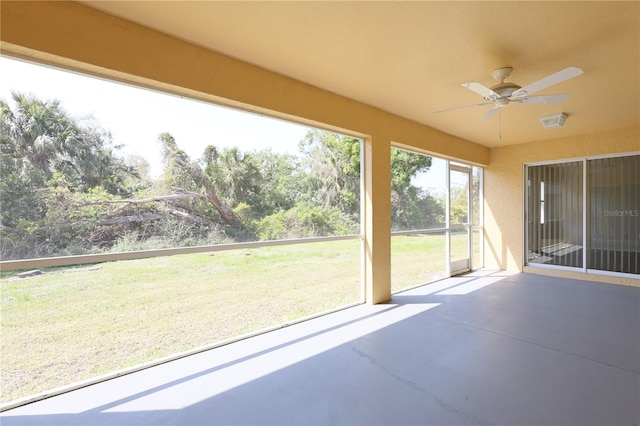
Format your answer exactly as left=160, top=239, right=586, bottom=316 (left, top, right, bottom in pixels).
left=588, top=156, right=639, bottom=274
left=526, top=154, right=639, bottom=276
left=526, top=161, right=583, bottom=268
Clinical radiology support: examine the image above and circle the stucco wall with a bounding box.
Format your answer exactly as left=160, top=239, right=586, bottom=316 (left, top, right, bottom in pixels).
left=484, top=126, right=640, bottom=285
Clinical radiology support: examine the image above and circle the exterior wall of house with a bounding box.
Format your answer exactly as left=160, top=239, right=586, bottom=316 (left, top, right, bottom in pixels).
left=0, top=1, right=489, bottom=303
left=484, top=126, right=640, bottom=286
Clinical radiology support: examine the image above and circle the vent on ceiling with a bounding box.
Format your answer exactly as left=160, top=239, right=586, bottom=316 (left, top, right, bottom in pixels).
left=540, top=112, right=568, bottom=129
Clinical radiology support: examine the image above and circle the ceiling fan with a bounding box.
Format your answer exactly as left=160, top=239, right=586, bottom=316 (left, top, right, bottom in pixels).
left=435, top=66, right=584, bottom=120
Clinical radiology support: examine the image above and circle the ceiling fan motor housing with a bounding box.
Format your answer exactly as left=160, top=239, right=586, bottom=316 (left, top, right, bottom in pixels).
left=487, top=82, right=522, bottom=100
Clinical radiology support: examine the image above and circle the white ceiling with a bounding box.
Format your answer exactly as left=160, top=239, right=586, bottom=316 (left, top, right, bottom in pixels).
left=81, top=1, right=639, bottom=148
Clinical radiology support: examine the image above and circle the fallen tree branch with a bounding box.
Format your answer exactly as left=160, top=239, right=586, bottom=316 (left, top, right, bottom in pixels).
left=84, top=192, right=206, bottom=207
left=169, top=156, right=236, bottom=225
left=98, top=208, right=217, bottom=227
left=99, top=213, right=165, bottom=225
left=166, top=209, right=217, bottom=226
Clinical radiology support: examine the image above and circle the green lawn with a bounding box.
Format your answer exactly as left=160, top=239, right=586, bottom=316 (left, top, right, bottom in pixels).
left=1, top=235, right=462, bottom=403
left=391, top=232, right=469, bottom=292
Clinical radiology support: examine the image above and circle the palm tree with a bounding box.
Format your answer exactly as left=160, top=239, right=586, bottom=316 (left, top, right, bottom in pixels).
left=0, top=93, right=139, bottom=258
left=0, top=92, right=135, bottom=194
left=208, top=147, right=261, bottom=207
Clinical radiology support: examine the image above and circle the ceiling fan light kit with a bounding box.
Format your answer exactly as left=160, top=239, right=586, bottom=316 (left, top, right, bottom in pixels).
left=540, top=112, right=569, bottom=129
left=434, top=66, right=584, bottom=121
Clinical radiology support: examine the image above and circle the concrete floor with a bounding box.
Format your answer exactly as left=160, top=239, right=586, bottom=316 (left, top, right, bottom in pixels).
left=2, top=271, right=639, bottom=425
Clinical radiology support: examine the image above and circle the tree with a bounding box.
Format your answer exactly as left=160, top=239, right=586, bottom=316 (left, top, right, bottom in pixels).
left=0, top=93, right=136, bottom=196
left=203, top=146, right=263, bottom=212
left=294, top=132, right=438, bottom=231
left=297, top=129, right=361, bottom=216
left=449, top=184, right=469, bottom=224
left=391, top=187, right=445, bottom=231
left=159, top=132, right=235, bottom=225
left=0, top=93, right=140, bottom=259
left=389, top=148, right=437, bottom=230
left=390, top=148, right=432, bottom=194
left=1, top=93, right=442, bottom=258
left=220, top=149, right=300, bottom=224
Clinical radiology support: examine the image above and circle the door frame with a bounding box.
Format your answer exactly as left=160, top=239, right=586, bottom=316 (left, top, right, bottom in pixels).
left=449, top=163, right=472, bottom=275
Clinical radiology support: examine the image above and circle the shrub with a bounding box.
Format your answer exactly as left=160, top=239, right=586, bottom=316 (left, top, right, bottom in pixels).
left=257, top=204, right=358, bottom=240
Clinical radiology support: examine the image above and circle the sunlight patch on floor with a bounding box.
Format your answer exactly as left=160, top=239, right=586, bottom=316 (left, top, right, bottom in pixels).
left=103, top=303, right=441, bottom=412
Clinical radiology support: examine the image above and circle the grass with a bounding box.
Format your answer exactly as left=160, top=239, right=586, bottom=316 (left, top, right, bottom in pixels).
left=391, top=232, right=471, bottom=292
left=1, top=235, right=463, bottom=403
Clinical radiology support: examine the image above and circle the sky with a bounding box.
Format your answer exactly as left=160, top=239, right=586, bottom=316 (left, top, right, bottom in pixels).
left=1, top=55, right=451, bottom=189
left=0, top=55, right=310, bottom=177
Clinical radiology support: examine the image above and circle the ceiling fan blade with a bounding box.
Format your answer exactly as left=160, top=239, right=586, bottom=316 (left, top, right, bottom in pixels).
left=511, top=67, right=583, bottom=98
left=481, top=106, right=501, bottom=121
left=462, top=82, right=500, bottom=100
left=433, top=101, right=493, bottom=114
left=512, top=94, right=572, bottom=104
